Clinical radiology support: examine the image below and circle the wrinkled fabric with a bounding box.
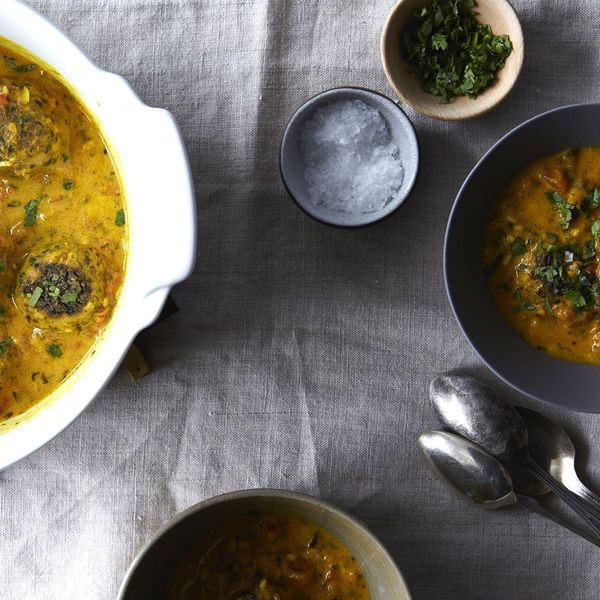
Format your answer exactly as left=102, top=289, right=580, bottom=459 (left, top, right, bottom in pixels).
left=1, top=1, right=600, bottom=599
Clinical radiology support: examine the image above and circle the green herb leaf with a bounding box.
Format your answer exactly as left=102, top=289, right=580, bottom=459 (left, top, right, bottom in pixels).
left=547, top=190, right=574, bottom=230
left=592, top=220, right=600, bottom=243
left=584, top=187, right=600, bottom=210
left=401, top=0, right=513, bottom=102
left=564, top=290, right=587, bottom=310
left=46, top=344, right=63, bottom=358
left=5, top=57, right=36, bottom=72
left=0, top=336, right=11, bottom=355
left=511, top=237, right=527, bottom=255
left=24, top=199, right=40, bottom=227
left=28, top=286, right=43, bottom=307
left=115, top=208, right=125, bottom=227
left=60, top=291, right=79, bottom=304
left=63, top=180, right=74, bottom=190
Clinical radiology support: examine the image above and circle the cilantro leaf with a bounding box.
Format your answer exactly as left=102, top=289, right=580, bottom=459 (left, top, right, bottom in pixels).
left=511, top=237, right=527, bottom=255
left=584, top=187, right=600, bottom=210
left=24, top=199, right=40, bottom=227
left=547, top=190, right=574, bottom=230
left=115, top=209, right=125, bottom=227
left=0, top=336, right=11, bottom=355
left=401, top=0, right=513, bottom=102
left=46, top=344, right=63, bottom=358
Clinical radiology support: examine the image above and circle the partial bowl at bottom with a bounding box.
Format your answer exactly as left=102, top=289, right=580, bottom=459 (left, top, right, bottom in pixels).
left=117, top=489, right=411, bottom=599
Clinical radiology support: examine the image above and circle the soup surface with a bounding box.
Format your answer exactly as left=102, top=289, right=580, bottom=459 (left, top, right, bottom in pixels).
left=168, top=511, right=370, bottom=600
left=484, top=147, right=600, bottom=364
left=0, top=43, right=126, bottom=424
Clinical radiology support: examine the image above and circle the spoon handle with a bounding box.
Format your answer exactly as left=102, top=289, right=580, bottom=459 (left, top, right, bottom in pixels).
left=572, top=482, right=600, bottom=511
left=516, top=494, right=600, bottom=547
left=526, top=457, right=600, bottom=537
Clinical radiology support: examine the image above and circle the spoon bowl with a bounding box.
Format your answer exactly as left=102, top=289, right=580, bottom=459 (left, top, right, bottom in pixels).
left=430, top=373, right=600, bottom=535
left=517, top=406, right=600, bottom=509
left=418, top=430, right=600, bottom=547
left=418, top=430, right=515, bottom=509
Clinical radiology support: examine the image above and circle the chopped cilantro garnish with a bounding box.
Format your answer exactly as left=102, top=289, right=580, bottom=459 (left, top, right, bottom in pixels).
left=5, top=57, right=36, bottom=72
left=60, top=291, right=79, bottom=304
left=46, top=344, right=63, bottom=358
left=547, top=190, right=574, bottom=230
left=584, top=187, right=600, bottom=210
left=115, top=208, right=125, bottom=227
left=24, top=199, right=40, bottom=227
left=28, top=286, right=43, bottom=307
left=564, top=290, right=587, bottom=310
left=511, top=237, right=527, bottom=255
left=400, top=0, right=512, bottom=103
left=592, top=220, right=600, bottom=243
left=63, top=180, right=74, bottom=190
left=0, top=336, right=11, bottom=355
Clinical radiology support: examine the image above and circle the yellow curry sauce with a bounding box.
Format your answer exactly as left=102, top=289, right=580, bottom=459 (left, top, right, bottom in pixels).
left=0, top=44, right=126, bottom=423
left=168, top=512, right=371, bottom=600
left=484, top=147, right=600, bottom=364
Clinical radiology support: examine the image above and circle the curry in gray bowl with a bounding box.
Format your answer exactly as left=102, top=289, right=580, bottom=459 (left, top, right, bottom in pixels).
left=445, top=103, right=600, bottom=413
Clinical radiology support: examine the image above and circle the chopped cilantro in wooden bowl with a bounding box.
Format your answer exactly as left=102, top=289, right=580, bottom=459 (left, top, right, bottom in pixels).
left=381, top=0, right=523, bottom=120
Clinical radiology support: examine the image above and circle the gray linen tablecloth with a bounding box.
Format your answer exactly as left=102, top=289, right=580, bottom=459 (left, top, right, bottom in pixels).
left=2, top=0, right=600, bottom=598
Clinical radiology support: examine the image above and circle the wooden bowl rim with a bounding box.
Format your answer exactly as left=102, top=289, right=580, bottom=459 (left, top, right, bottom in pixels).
left=380, top=0, right=525, bottom=121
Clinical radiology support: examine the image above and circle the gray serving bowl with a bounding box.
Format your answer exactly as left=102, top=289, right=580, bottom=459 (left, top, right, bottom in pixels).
left=445, top=103, right=600, bottom=413
left=280, top=87, right=419, bottom=227
left=117, top=489, right=411, bottom=599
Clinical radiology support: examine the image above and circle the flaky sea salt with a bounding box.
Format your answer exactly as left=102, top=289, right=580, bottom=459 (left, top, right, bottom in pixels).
left=299, top=99, right=404, bottom=214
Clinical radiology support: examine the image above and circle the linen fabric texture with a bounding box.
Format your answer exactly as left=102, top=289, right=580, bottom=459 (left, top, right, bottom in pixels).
left=1, top=1, right=600, bottom=599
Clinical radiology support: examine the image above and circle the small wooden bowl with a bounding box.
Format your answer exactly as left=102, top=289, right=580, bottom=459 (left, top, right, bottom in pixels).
left=381, top=0, right=524, bottom=121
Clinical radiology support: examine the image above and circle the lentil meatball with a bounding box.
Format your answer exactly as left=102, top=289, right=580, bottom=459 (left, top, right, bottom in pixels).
left=0, top=81, right=69, bottom=176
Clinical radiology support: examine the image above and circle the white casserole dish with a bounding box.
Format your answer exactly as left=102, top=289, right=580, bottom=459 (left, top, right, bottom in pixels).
left=0, top=0, right=196, bottom=470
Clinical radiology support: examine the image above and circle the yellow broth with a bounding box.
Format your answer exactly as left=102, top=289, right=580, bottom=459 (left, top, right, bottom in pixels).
left=484, top=147, right=600, bottom=364
left=0, top=44, right=126, bottom=423
left=168, top=511, right=371, bottom=600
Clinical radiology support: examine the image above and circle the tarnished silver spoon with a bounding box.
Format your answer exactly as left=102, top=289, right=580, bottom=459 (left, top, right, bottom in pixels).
left=418, top=430, right=600, bottom=547
left=429, top=374, right=600, bottom=536
left=517, top=406, right=600, bottom=510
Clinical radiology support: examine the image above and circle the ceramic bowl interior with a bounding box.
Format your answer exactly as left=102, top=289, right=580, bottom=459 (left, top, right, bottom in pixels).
left=445, top=103, right=600, bottom=413
left=280, top=87, right=419, bottom=227
left=380, top=0, right=524, bottom=121
left=118, top=490, right=411, bottom=600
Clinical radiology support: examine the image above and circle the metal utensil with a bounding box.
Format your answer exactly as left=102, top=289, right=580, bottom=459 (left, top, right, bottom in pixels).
left=517, top=406, right=600, bottom=510
left=429, top=374, right=600, bottom=536
left=418, top=430, right=600, bottom=547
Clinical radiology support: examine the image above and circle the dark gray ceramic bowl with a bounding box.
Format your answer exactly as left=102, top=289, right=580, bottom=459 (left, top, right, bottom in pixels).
left=445, top=103, right=600, bottom=413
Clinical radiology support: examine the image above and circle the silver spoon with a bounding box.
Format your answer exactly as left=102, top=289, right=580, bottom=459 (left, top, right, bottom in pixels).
left=517, top=406, right=600, bottom=510
left=418, top=430, right=600, bottom=547
left=429, top=374, right=600, bottom=536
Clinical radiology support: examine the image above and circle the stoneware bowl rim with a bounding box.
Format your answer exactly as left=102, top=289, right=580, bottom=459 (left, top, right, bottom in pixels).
left=380, top=0, right=524, bottom=121
left=117, top=488, right=412, bottom=600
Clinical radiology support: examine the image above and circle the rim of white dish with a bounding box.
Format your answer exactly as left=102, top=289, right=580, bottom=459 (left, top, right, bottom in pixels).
left=0, top=0, right=196, bottom=470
